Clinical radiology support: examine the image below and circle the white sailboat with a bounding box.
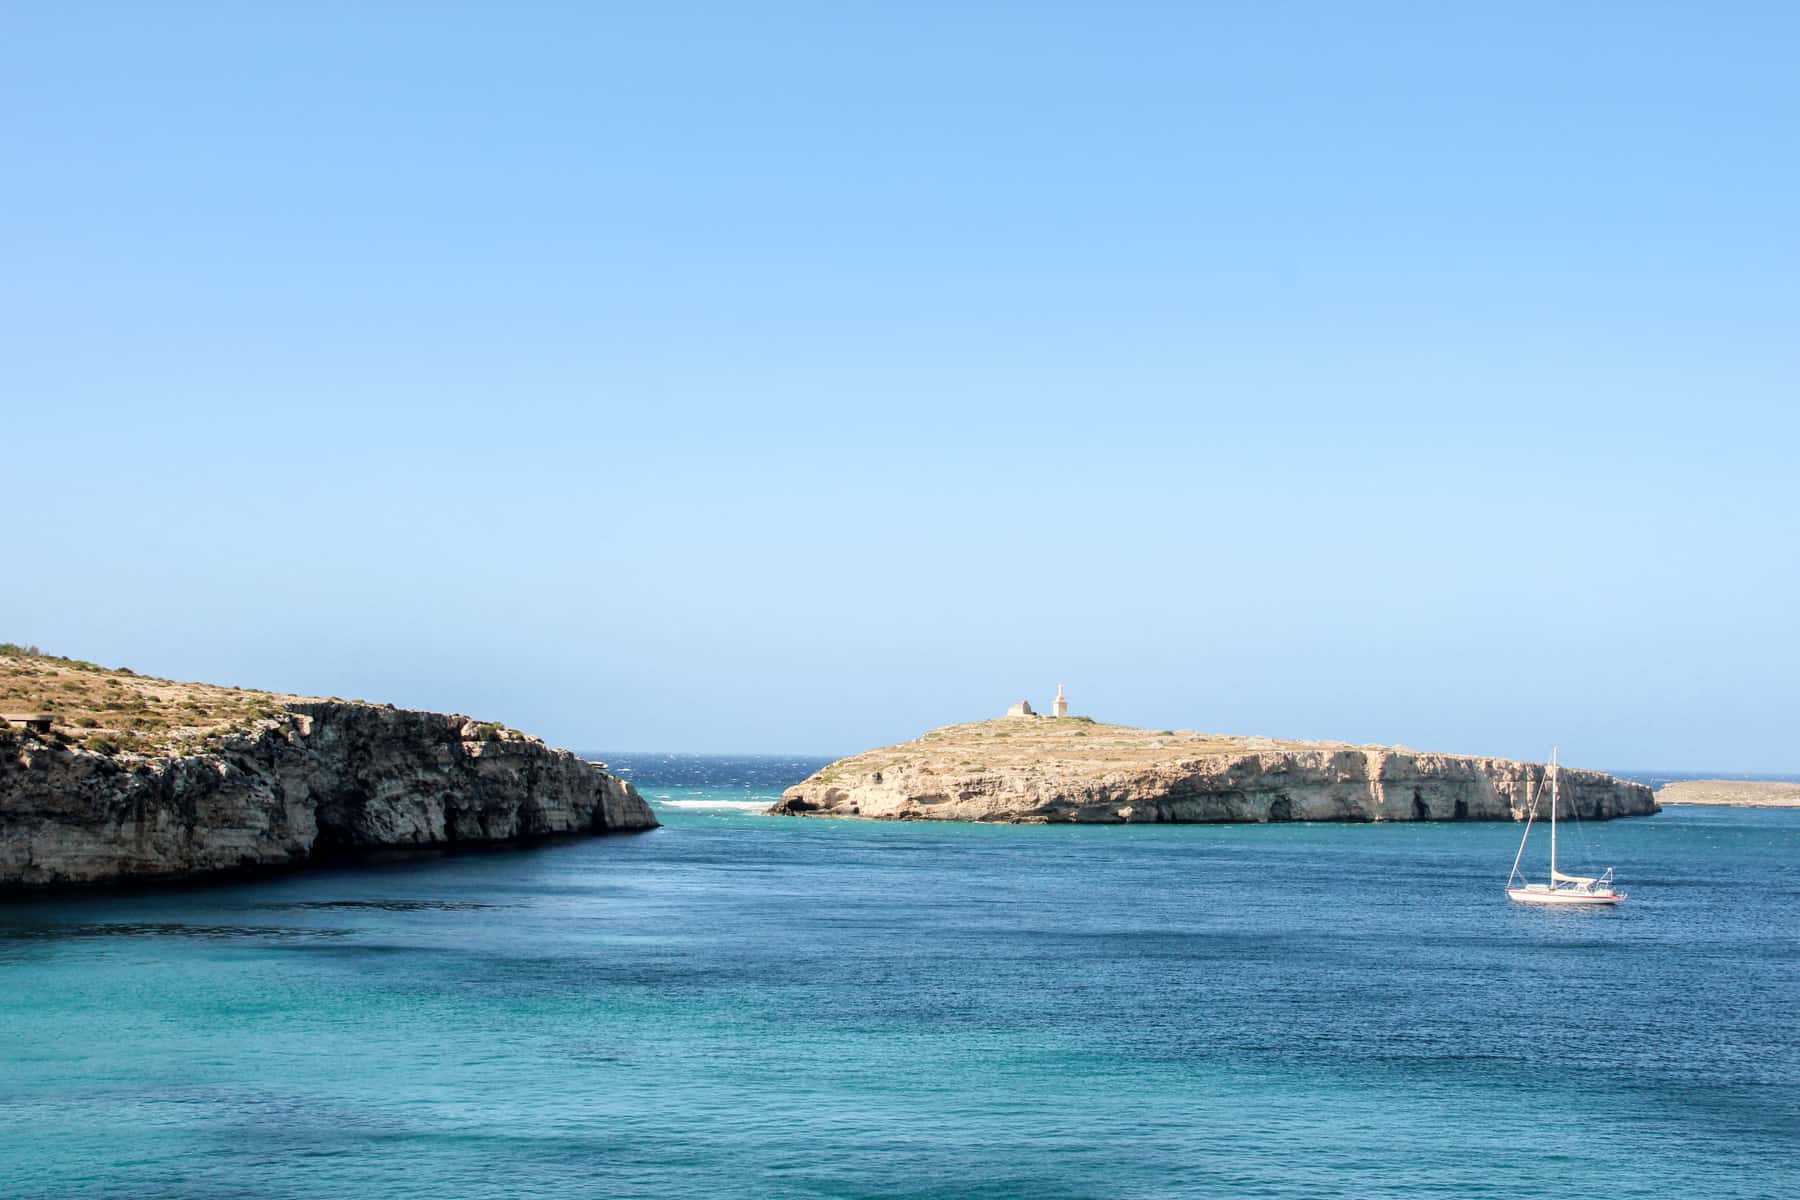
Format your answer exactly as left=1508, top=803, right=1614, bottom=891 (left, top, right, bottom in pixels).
left=1505, top=748, right=1624, bottom=906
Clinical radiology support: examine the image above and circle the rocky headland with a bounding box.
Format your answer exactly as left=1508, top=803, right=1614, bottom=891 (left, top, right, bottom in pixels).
left=1, top=648, right=656, bottom=892
left=771, top=716, right=1658, bottom=824
left=1655, top=779, right=1800, bottom=808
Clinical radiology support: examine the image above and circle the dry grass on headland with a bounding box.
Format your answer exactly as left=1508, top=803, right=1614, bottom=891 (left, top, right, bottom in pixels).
left=800, top=716, right=1524, bottom=791
left=0, top=643, right=299, bottom=756
left=1655, top=779, right=1800, bottom=808
left=805, top=717, right=1335, bottom=785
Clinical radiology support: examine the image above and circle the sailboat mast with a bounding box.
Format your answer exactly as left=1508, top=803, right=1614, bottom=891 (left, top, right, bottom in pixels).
left=1549, top=746, right=1558, bottom=883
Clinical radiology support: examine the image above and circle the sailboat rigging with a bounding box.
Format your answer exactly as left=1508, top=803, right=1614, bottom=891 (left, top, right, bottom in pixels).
left=1505, top=748, right=1624, bottom=906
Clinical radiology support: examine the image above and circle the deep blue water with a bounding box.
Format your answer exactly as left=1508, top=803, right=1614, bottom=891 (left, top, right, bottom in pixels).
left=1, top=755, right=1795, bottom=1199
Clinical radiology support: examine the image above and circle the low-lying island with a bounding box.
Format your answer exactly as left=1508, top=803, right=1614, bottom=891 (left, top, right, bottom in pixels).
left=1655, top=779, right=1800, bottom=808
left=771, top=715, right=1657, bottom=824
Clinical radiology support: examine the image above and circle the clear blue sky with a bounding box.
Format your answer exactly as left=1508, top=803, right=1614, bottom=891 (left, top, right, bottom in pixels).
left=4, top=4, right=1796, bottom=770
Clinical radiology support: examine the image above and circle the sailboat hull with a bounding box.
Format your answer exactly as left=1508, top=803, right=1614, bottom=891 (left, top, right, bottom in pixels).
left=1505, top=749, right=1627, bottom=907
left=1506, top=886, right=1623, bottom=906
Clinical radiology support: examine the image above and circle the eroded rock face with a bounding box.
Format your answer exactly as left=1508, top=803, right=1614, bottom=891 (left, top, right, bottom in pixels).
left=769, top=720, right=1657, bottom=824
left=0, top=701, right=656, bottom=891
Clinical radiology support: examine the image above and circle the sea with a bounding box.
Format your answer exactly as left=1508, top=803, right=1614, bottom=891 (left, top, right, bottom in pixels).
left=1, top=754, right=1795, bottom=1200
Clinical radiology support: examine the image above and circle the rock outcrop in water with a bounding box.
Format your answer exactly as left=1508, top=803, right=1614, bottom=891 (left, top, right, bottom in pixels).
left=770, top=718, right=1657, bottom=824
left=1, top=652, right=656, bottom=891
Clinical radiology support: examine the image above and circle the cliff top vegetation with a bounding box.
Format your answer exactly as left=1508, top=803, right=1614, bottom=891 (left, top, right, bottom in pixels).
left=1, top=645, right=299, bottom=756
left=1, top=647, right=524, bottom=759
left=806, top=717, right=1373, bottom=784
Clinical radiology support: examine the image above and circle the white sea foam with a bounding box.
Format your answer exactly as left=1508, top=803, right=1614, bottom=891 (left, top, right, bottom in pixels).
left=654, top=799, right=772, bottom=811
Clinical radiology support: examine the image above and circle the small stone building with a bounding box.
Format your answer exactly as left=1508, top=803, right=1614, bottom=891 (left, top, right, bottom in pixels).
left=1005, top=687, right=1072, bottom=719
left=1, top=712, right=54, bottom=733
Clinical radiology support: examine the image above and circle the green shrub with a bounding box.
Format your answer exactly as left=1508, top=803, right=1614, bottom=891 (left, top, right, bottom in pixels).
left=83, top=736, right=122, bottom=755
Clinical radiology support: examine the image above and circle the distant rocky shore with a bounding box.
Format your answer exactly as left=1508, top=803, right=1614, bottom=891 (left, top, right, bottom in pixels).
left=771, top=717, right=1658, bottom=824
left=1, top=650, right=656, bottom=892
left=1656, top=779, right=1800, bottom=808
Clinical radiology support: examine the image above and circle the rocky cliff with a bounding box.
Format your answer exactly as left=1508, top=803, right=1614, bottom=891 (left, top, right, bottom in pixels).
left=2, top=661, right=656, bottom=891
left=770, top=718, right=1657, bottom=824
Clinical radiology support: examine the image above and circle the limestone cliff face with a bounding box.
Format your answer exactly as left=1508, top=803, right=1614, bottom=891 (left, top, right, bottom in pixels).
left=770, top=720, right=1657, bottom=824
left=0, top=701, right=656, bottom=891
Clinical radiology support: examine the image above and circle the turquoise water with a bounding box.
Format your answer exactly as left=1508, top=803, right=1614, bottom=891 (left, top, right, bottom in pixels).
left=2, top=758, right=1796, bottom=1199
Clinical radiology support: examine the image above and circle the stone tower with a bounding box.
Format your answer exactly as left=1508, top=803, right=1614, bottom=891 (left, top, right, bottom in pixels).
left=1053, top=683, right=1068, bottom=718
